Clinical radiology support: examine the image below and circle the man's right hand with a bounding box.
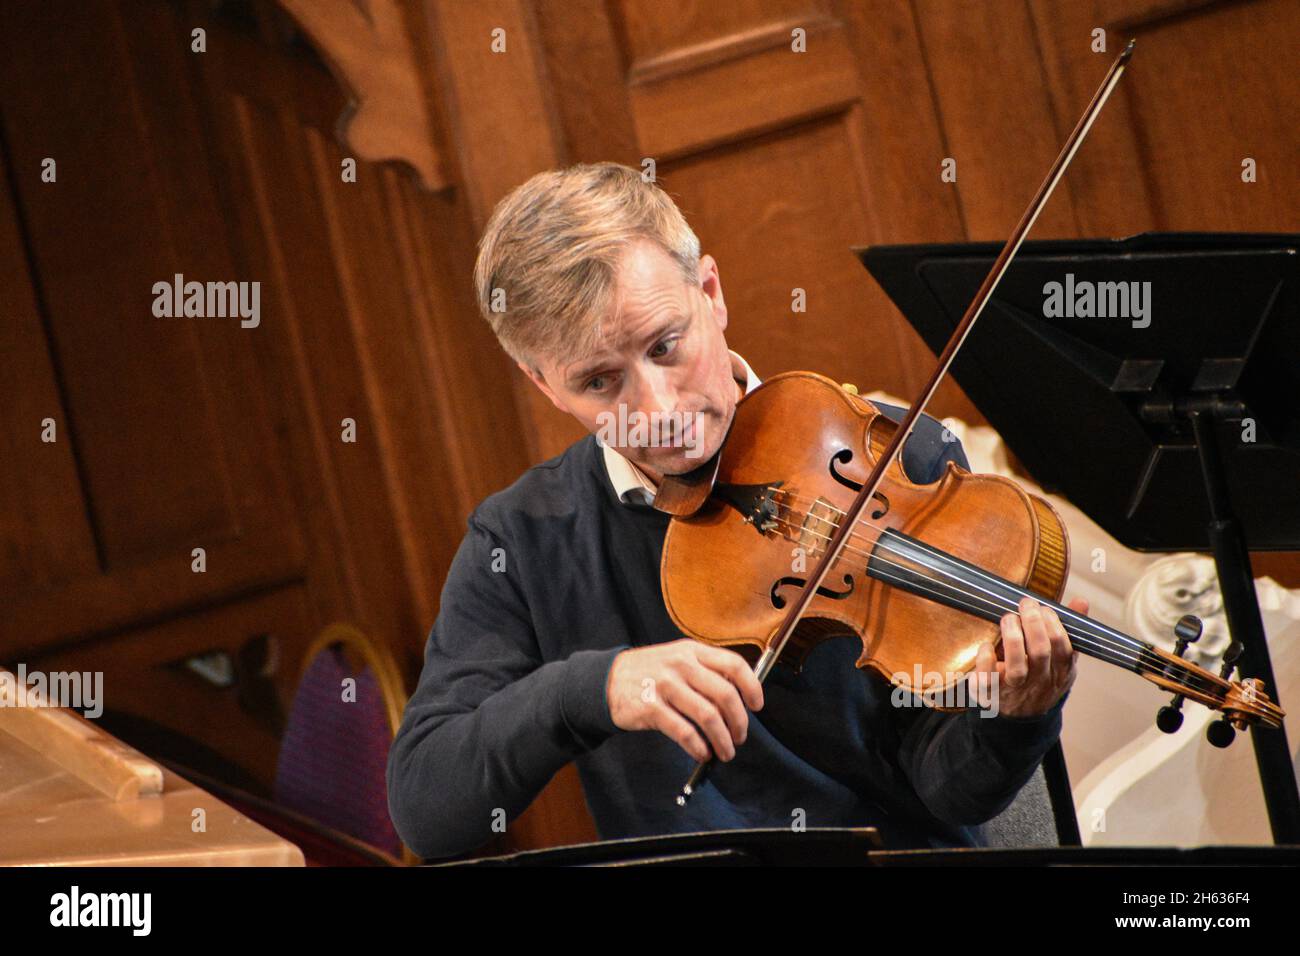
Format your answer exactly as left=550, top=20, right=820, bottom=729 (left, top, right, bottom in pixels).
left=605, top=639, right=764, bottom=763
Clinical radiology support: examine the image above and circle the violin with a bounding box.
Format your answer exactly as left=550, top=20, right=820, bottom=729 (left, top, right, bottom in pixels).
left=655, top=40, right=1285, bottom=806
left=659, top=371, right=1285, bottom=718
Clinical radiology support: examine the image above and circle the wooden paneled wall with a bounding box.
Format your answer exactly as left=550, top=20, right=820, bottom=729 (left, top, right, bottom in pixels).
left=0, top=0, right=529, bottom=810
left=1, top=0, right=1295, bottom=856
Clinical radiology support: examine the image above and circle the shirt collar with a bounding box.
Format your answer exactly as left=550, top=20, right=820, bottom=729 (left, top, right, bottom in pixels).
left=601, top=350, right=761, bottom=507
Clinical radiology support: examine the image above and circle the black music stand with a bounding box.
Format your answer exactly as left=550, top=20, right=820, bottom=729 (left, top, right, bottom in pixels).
left=431, top=827, right=884, bottom=866
left=858, top=232, right=1300, bottom=844
left=428, top=829, right=1300, bottom=866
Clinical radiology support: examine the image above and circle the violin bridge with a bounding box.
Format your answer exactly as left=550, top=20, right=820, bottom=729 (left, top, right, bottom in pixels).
left=798, top=498, right=839, bottom=557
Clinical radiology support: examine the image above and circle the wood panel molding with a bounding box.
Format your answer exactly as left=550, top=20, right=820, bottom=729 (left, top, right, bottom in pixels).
left=628, top=16, right=860, bottom=161
left=627, top=11, right=839, bottom=85
left=417, top=0, right=574, bottom=467
left=275, top=0, right=448, bottom=190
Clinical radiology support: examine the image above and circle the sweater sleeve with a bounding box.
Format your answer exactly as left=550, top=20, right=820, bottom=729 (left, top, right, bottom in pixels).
left=878, top=401, right=1067, bottom=825
left=894, top=693, right=1068, bottom=826
left=386, top=513, right=627, bottom=860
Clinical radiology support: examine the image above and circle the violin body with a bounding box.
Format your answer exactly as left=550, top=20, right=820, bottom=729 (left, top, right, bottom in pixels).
left=660, top=371, right=1070, bottom=699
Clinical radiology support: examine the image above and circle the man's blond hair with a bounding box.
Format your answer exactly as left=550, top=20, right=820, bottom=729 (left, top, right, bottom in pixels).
left=473, top=162, right=701, bottom=370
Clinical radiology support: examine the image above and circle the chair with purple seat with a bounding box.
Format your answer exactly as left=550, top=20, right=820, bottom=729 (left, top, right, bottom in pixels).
left=274, top=623, right=413, bottom=863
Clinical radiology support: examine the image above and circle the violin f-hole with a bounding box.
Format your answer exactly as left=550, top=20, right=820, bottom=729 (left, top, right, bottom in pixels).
left=771, top=572, right=856, bottom=609
left=829, top=449, right=889, bottom=518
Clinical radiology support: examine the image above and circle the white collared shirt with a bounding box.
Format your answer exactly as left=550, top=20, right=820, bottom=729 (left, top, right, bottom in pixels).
left=601, top=350, right=762, bottom=507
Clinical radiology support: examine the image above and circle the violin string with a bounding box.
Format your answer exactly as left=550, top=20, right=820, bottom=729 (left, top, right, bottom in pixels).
left=761, top=510, right=1152, bottom=680
left=772, top=501, right=1229, bottom=702
left=758, top=496, right=1224, bottom=699
left=756, top=485, right=1253, bottom=710
left=763, top=508, right=1222, bottom=698
left=764, top=500, right=1225, bottom=700
left=767, top=485, right=1182, bottom=666
left=762, top=491, right=1121, bottom=653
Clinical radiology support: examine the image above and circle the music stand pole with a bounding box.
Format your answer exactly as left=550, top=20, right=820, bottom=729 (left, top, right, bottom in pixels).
left=1177, top=401, right=1300, bottom=843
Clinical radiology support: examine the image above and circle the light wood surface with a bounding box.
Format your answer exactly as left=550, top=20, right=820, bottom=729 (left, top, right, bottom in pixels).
left=0, top=669, right=161, bottom=802
left=0, top=708, right=303, bottom=867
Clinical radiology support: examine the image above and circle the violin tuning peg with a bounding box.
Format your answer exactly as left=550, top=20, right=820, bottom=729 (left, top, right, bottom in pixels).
left=1172, top=615, right=1202, bottom=659
left=1174, top=614, right=1202, bottom=644
left=1218, top=651, right=1241, bottom=681
left=1156, top=702, right=1185, bottom=734
left=840, top=382, right=858, bottom=395
left=1206, top=718, right=1237, bottom=749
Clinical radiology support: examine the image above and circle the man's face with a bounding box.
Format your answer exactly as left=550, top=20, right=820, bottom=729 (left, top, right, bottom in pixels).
left=521, top=239, right=741, bottom=483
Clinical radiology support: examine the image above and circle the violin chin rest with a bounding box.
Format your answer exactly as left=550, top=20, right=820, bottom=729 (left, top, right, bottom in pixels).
left=652, top=449, right=722, bottom=516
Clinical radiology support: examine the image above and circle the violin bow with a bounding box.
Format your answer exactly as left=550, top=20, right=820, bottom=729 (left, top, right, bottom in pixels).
left=678, top=39, right=1137, bottom=806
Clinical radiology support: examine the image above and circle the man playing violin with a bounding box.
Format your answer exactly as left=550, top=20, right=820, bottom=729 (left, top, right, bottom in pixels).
left=387, top=161, right=1090, bottom=859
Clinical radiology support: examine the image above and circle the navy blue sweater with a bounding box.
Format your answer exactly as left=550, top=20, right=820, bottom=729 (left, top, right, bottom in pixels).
left=387, top=402, right=1066, bottom=859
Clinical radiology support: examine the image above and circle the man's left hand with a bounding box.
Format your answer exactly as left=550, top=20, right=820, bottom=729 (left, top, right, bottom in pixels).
left=969, top=595, right=1087, bottom=718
